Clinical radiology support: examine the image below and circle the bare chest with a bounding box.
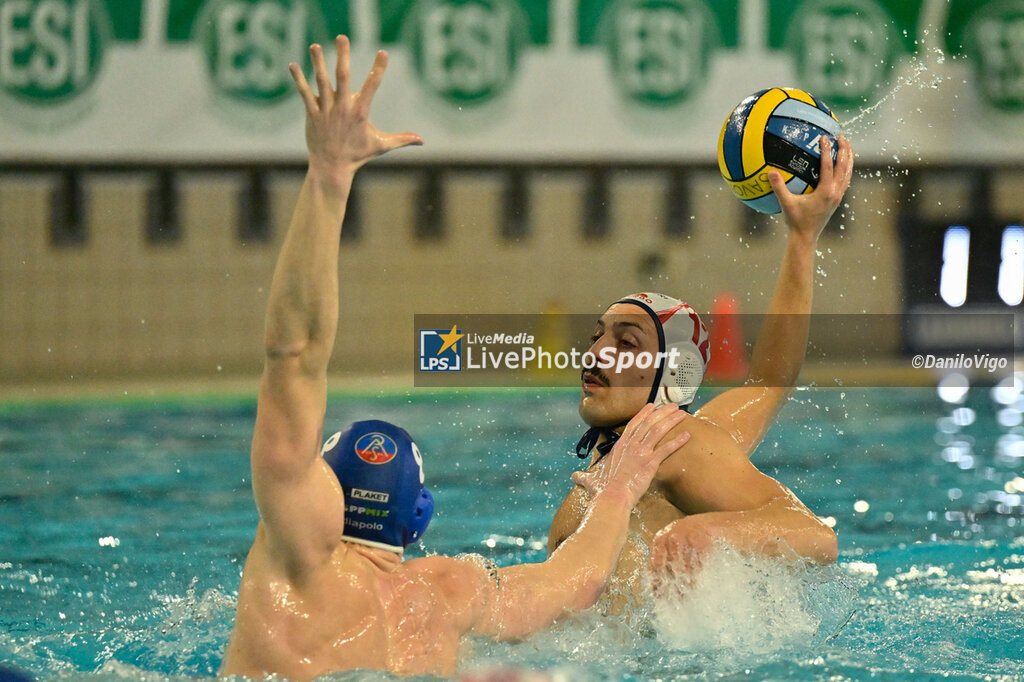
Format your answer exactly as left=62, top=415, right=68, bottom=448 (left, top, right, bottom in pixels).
left=552, top=481, right=684, bottom=548
left=549, top=482, right=685, bottom=608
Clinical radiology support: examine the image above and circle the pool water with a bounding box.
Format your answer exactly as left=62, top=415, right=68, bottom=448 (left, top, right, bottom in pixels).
left=1, top=386, right=1023, bottom=681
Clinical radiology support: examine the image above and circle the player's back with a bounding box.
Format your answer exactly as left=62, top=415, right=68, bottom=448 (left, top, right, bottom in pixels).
left=221, top=526, right=469, bottom=679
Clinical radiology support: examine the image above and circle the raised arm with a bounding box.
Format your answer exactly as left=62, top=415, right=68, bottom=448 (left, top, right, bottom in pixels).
left=644, top=140, right=852, bottom=572
left=250, top=37, right=422, bottom=578
left=695, top=136, right=854, bottom=452
left=465, top=405, right=690, bottom=641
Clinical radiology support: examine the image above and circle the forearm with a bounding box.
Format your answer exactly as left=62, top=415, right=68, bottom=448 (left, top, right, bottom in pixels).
left=547, top=483, right=635, bottom=601
left=264, top=164, right=353, bottom=369
left=747, top=233, right=817, bottom=389
left=488, top=485, right=633, bottom=640
left=677, top=494, right=837, bottom=565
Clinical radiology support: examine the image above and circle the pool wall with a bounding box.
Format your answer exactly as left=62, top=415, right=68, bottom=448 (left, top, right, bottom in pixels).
left=7, top=163, right=1021, bottom=385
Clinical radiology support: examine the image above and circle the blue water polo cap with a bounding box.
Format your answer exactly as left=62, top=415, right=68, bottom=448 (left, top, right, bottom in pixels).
left=321, top=420, right=433, bottom=554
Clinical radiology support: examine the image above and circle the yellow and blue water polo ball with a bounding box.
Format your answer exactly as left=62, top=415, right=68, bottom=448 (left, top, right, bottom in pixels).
left=718, top=87, right=842, bottom=214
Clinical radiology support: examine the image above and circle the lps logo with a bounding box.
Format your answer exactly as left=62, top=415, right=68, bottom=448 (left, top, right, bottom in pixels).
left=354, top=432, right=398, bottom=465
left=419, top=326, right=463, bottom=371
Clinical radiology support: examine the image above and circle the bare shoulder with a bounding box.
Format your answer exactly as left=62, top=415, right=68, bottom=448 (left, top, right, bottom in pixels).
left=404, top=554, right=492, bottom=598
left=403, top=554, right=495, bottom=632
left=690, top=385, right=789, bottom=454
left=657, top=412, right=744, bottom=468
left=653, top=412, right=771, bottom=513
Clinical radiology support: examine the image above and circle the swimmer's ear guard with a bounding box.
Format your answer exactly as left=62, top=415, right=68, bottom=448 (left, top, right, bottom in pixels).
left=321, top=420, right=433, bottom=554
left=615, top=293, right=710, bottom=407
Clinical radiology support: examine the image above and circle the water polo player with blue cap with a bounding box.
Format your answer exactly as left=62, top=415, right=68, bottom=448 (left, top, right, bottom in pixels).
left=320, top=420, right=433, bottom=553
left=222, top=37, right=696, bottom=680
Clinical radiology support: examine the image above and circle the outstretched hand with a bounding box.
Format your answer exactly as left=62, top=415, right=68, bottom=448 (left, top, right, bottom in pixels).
left=289, top=36, right=423, bottom=176
left=571, top=404, right=690, bottom=507
left=767, top=135, right=854, bottom=244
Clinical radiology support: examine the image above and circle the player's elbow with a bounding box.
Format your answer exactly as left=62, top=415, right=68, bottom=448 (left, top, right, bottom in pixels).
left=569, top=569, right=610, bottom=611
left=819, top=526, right=839, bottom=564
left=806, top=519, right=838, bottom=564
left=264, top=332, right=308, bottom=361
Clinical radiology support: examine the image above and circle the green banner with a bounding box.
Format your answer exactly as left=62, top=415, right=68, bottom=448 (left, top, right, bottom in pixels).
left=377, top=0, right=544, bottom=105
left=579, top=0, right=737, bottom=107
left=0, top=0, right=140, bottom=104
left=166, top=0, right=350, bottom=41
left=576, top=0, right=738, bottom=47
left=377, top=0, right=548, bottom=44
left=165, top=0, right=352, bottom=104
left=767, top=0, right=923, bottom=109
left=945, top=0, right=1024, bottom=111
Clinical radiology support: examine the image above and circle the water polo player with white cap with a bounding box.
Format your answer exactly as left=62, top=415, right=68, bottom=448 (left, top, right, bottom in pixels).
left=552, top=90, right=852, bottom=601
left=576, top=292, right=710, bottom=460
left=552, top=265, right=845, bottom=604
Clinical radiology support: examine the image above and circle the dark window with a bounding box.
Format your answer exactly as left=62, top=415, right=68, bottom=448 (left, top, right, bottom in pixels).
left=416, top=170, right=444, bottom=240
left=664, top=167, right=691, bottom=237
left=50, top=171, right=87, bottom=247
left=146, top=170, right=181, bottom=244
left=583, top=169, right=609, bottom=239
left=341, top=175, right=360, bottom=243
left=502, top=169, right=529, bottom=241
left=239, top=170, right=270, bottom=243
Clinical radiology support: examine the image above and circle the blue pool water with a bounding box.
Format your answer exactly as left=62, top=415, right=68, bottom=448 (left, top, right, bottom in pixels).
left=1, top=386, right=1023, bottom=681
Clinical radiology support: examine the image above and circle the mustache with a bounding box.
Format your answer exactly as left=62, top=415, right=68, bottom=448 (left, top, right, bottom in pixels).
left=581, top=368, right=610, bottom=387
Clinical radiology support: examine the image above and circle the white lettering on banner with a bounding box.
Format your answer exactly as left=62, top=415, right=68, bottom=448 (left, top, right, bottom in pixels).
left=421, top=2, right=509, bottom=97
left=0, top=0, right=90, bottom=93
left=616, top=5, right=700, bottom=99
left=0, top=0, right=32, bottom=88
left=794, top=1, right=891, bottom=103
left=213, top=0, right=306, bottom=95
left=973, top=17, right=1024, bottom=105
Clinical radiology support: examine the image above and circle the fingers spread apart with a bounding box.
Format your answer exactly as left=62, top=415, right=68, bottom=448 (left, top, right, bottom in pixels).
left=288, top=62, right=317, bottom=113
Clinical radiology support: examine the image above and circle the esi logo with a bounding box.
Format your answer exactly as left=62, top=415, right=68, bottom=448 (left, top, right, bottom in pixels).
left=419, top=326, right=463, bottom=371
left=194, top=0, right=327, bottom=105
left=0, top=0, right=111, bottom=105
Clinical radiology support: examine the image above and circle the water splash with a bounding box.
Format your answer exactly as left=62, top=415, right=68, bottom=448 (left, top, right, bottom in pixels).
left=0, top=578, right=237, bottom=680
left=458, top=546, right=860, bottom=680
left=843, top=47, right=951, bottom=136
left=650, top=545, right=860, bottom=665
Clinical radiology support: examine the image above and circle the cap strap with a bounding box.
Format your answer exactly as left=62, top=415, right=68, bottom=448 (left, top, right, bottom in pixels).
left=574, top=426, right=621, bottom=461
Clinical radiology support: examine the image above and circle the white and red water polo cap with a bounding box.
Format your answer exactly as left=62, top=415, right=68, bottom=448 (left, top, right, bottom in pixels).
left=615, top=292, right=710, bottom=407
